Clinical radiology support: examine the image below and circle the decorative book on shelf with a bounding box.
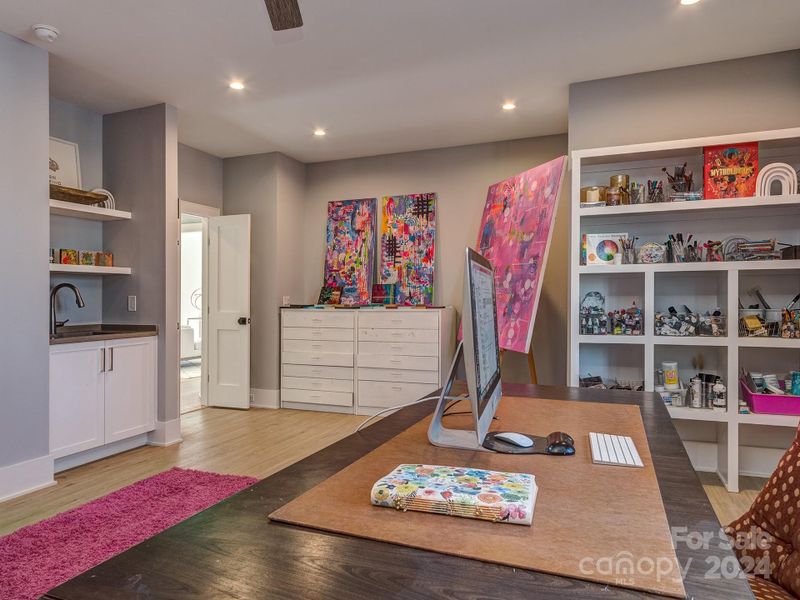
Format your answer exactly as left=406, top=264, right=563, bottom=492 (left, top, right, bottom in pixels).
left=370, top=464, right=537, bottom=526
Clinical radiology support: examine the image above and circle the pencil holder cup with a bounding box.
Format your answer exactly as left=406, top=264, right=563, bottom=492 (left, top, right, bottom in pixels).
left=623, top=247, right=636, bottom=264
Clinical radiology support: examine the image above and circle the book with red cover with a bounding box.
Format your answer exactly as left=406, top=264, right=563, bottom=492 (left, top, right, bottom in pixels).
left=703, top=142, right=758, bottom=199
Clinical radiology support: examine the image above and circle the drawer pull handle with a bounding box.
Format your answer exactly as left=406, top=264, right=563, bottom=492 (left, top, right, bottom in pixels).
left=310, top=394, right=321, bottom=399
left=391, top=372, right=402, bottom=377
left=312, top=318, right=322, bottom=323
left=390, top=359, right=402, bottom=364
left=311, top=369, right=322, bottom=375
left=391, top=319, right=402, bottom=324
left=311, top=381, right=321, bottom=386
left=390, top=345, right=403, bottom=351
left=312, top=344, right=323, bottom=349
left=391, top=332, right=402, bottom=336
left=391, top=386, right=403, bottom=391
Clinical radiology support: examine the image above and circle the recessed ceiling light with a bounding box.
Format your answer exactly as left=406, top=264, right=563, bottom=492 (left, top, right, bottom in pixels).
left=313, top=128, right=326, bottom=137
left=680, top=0, right=700, bottom=5
left=229, top=80, right=245, bottom=90
left=502, top=102, right=517, bottom=111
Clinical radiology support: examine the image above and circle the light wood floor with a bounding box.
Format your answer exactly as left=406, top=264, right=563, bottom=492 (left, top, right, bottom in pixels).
left=0, top=407, right=364, bottom=536
left=0, top=407, right=765, bottom=536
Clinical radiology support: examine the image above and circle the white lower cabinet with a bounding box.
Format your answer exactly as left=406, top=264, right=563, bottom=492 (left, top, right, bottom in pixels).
left=50, top=336, right=157, bottom=459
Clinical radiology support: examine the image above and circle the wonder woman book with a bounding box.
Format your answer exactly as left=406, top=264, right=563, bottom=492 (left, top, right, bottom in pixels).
left=370, top=464, right=537, bottom=526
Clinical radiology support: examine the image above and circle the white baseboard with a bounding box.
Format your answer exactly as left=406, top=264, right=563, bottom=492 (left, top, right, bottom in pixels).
left=55, top=434, right=149, bottom=473
left=0, top=454, right=55, bottom=503
left=251, top=388, right=279, bottom=409
left=148, top=418, right=183, bottom=446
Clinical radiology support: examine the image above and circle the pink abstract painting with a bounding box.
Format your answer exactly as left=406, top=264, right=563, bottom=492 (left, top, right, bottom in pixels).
left=475, top=156, right=566, bottom=353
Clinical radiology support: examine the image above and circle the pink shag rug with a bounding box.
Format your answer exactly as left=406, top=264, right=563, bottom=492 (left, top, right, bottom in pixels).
left=0, top=467, right=257, bottom=600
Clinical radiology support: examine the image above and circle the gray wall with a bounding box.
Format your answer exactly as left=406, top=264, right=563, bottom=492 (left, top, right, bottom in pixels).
left=304, top=136, right=568, bottom=384
left=49, top=98, right=105, bottom=324
left=178, top=143, right=223, bottom=210
left=569, top=50, right=800, bottom=151
left=0, top=33, right=50, bottom=467
left=103, top=104, right=180, bottom=423
left=223, top=153, right=279, bottom=392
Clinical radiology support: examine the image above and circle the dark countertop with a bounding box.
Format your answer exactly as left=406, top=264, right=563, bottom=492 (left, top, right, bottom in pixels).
left=49, top=324, right=158, bottom=345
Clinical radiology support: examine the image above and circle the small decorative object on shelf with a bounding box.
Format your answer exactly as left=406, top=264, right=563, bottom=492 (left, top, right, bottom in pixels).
left=49, top=248, right=56, bottom=264
left=782, top=309, right=800, bottom=338
left=703, top=142, right=758, bottom=199
left=580, top=186, right=606, bottom=207
left=703, top=240, right=723, bottom=262
left=654, top=306, right=726, bottom=337
left=629, top=182, right=646, bottom=205
left=317, top=286, right=342, bottom=305
left=59, top=248, right=78, bottom=265
left=579, top=374, right=643, bottom=391
left=646, top=179, right=665, bottom=203
left=49, top=184, right=107, bottom=206
left=579, top=292, right=642, bottom=336
left=741, top=371, right=800, bottom=415
left=609, top=174, right=630, bottom=205
left=585, top=233, right=627, bottom=265
left=638, top=241, right=665, bottom=264
left=621, top=236, right=637, bottom=265
left=370, top=283, right=394, bottom=305
left=79, top=251, right=96, bottom=266
left=662, top=162, right=694, bottom=195
left=755, top=162, right=798, bottom=197
left=95, top=251, right=113, bottom=267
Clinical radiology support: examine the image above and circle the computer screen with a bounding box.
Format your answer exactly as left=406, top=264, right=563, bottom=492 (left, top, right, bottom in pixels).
left=468, top=253, right=500, bottom=414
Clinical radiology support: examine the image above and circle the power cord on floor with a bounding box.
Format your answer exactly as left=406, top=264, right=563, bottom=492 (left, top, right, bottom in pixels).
left=355, top=394, right=467, bottom=432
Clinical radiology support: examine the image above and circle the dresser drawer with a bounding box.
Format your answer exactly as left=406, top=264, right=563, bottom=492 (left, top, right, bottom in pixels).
left=282, top=364, right=353, bottom=380
left=282, top=351, right=354, bottom=367
left=283, top=327, right=354, bottom=342
left=282, top=310, right=354, bottom=329
left=357, top=354, right=437, bottom=371
left=358, top=381, right=438, bottom=409
left=281, top=388, right=352, bottom=407
left=282, top=376, right=353, bottom=393
left=358, top=367, right=439, bottom=385
left=282, top=339, right=353, bottom=354
left=358, top=311, right=438, bottom=330
left=358, top=341, right=438, bottom=357
left=358, top=328, right=438, bottom=343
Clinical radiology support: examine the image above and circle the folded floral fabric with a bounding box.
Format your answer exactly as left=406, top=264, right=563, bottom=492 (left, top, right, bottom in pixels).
left=370, top=464, right=536, bottom=526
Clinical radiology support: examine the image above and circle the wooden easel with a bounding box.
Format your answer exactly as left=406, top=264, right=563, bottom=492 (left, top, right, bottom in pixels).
left=499, top=347, right=538, bottom=384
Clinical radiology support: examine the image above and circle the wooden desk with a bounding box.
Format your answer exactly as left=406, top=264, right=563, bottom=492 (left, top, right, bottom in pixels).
left=44, top=385, right=755, bottom=599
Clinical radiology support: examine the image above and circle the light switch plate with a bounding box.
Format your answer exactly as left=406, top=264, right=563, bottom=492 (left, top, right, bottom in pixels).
left=127, top=295, right=137, bottom=312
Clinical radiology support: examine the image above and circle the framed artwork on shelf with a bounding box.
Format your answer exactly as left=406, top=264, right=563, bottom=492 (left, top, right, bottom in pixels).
left=379, top=192, right=436, bottom=305
left=323, top=198, right=377, bottom=305
left=317, top=286, right=343, bottom=305
left=49, top=137, right=81, bottom=189
left=703, top=142, right=758, bottom=199
left=475, top=155, right=567, bottom=353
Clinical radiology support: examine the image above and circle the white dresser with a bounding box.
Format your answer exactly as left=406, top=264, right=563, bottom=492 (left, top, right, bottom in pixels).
left=280, top=307, right=454, bottom=415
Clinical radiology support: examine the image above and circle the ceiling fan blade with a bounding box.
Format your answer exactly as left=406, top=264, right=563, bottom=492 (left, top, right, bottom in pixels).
left=264, top=0, right=303, bottom=31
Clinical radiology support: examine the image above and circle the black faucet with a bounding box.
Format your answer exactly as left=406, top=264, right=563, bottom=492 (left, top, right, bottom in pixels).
left=50, top=283, right=86, bottom=337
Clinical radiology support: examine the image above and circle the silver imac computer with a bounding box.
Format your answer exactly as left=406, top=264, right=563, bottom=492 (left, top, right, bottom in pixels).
left=428, top=247, right=502, bottom=451
left=428, top=247, right=575, bottom=455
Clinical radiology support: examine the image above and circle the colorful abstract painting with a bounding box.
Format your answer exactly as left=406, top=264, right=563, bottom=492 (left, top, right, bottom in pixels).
left=323, top=198, right=377, bottom=305
left=476, top=156, right=566, bottom=353
left=379, top=193, right=436, bottom=305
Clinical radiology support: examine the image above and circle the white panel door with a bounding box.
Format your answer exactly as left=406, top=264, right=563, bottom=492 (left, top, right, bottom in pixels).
left=50, top=341, right=105, bottom=458
left=207, top=214, right=251, bottom=409
left=104, top=338, right=157, bottom=443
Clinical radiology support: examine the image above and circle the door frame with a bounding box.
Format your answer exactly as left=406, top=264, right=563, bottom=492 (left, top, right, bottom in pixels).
left=179, top=200, right=221, bottom=409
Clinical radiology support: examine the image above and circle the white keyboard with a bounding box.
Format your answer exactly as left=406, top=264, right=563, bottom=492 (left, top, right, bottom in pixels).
left=589, top=432, right=644, bottom=468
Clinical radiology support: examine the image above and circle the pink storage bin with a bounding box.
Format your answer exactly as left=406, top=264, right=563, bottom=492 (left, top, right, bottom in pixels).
left=740, top=378, right=800, bottom=415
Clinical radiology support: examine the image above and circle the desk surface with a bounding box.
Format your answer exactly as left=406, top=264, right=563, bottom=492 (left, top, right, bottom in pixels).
left=44, top=385, right=755, bottom=600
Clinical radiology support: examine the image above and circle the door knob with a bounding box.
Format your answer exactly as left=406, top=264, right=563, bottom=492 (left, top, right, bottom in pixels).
left=238, top=317, right=251, bottom=325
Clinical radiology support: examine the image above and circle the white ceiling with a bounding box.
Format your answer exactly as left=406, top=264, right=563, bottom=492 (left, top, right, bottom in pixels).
left=1, top=0, right=798, bottom=162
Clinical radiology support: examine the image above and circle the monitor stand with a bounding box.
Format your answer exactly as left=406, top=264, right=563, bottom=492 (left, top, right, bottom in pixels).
left=428, top=341, right=490, bottom=451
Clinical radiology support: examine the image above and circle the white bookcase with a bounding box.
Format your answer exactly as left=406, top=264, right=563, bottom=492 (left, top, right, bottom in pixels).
left=569, top=127, right=800, bottom=492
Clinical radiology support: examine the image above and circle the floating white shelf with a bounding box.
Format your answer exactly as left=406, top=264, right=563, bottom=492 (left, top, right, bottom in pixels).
left=50, top=264, right=131, bottom=275
left=579, top=193, right=800, bottom=219
left=49, top=199, right=131, bottom=221
left=569, top=126, right=800, bottom=493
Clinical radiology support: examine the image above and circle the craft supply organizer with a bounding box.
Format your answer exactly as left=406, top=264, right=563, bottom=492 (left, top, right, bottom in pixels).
left=570, top=127, right=800, bottom=493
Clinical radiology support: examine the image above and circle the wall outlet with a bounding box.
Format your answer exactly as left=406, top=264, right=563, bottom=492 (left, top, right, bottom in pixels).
left=282, top=295, right=290, bottom=306
left=127, top=295, right=137, bottom=312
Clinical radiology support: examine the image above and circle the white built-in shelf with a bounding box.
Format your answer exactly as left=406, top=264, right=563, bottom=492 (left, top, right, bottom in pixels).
left=653, top=336, right=729, bottom=347
left=570, top=126, right=800, bottom=493
left=578, top=259, right=800, bottom=275
left=668, top=406, right=729, bottom=422
left=579, top=194, right=800, bottom=219
left=577, top=335, right=644, bottom=345
left=50, top=264, right=131, bottom=275
left=49, top=199, right=131, bottom=221
left=737, top=337, right=800, bottom=349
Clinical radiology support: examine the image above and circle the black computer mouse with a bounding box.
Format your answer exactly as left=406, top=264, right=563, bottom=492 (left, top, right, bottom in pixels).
left=546, top=431, right=575, bottom=455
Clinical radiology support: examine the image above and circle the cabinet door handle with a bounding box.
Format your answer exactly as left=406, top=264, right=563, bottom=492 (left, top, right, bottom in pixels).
left=100, top=348, right=106, bottom=373
left=108, top=347, right=114, bottom=372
